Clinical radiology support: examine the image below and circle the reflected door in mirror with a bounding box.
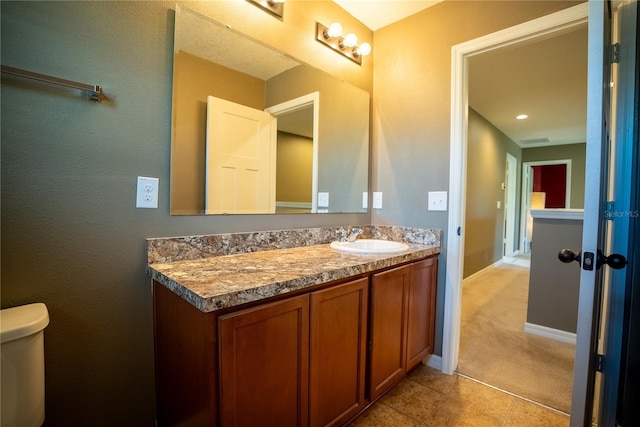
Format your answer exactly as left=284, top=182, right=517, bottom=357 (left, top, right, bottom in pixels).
left=206, top=96, right=276, bottom=214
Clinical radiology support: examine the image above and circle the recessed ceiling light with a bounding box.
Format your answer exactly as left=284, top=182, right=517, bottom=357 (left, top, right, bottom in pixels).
left=516, top=114, right=528, bottom=120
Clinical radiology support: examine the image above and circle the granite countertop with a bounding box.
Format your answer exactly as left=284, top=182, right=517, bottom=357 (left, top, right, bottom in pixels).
left=149, top=242, right=439, bottom=313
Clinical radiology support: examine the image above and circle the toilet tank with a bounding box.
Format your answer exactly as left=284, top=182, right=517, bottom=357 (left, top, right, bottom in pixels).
left=1, top=303, right=50, bottom=427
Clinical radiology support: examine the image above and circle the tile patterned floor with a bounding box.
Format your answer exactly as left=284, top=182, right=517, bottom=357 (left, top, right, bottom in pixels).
left=348, top=365, right=570, bottom=426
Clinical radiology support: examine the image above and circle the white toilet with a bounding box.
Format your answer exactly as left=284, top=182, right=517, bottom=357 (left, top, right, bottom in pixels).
left=1, top=303, right=50, bottom=427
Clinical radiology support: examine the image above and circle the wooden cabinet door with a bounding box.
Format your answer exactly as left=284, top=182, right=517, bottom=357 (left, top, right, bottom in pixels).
left=219, top=294, right=309, bottom=427
left=405, top=257, right=438, bottom=369
left=369, top=265, right=410, bottom=400
left=310, top=278, right=369, bottom=427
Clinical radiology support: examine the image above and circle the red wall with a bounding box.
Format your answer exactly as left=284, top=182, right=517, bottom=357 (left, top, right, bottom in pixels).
left=532, top=164, right=567, bottom=208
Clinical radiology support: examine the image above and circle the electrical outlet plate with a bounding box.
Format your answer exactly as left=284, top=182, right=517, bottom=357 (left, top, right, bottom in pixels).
left=373, top=192, right=383, bottom=209
left=136, top=176, right=159, bottom=208
left=317, top=192, right=329, bottom=208
left=428, top=191, right=447, bottom=211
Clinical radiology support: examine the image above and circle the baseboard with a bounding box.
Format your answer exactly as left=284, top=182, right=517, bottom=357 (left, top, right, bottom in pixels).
left=503, top=252, right=531, bottom=268
left=462, top=259, right=504, bottom=284
left=275, top=201, right=312, bottom=209
left=524, top=322, right=576, bottom=345
left=424, top=354, right=443, bottom=370
left=503, top=249, right=521, bottom=259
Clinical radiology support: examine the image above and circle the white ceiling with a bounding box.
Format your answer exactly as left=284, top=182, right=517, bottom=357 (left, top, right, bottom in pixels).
left=176, top=5, right=300, bottom=80
left=334, top=1, right=588, bottom=148
left=334, top=0, right=444, bottom=31
left=468, top=27, right=587, bottom=147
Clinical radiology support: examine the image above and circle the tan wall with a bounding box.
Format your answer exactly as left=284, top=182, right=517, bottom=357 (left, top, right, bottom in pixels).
left=171, top=51, right=265, bottom=213
left=276, top=131, right=313, bottom=203
left=523, top=143, right=587, bottom=209
left=464, top=109, right=522, bottom=278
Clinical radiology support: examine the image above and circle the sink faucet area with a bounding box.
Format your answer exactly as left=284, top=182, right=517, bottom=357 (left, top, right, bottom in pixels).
left=333, top=227, right=411, bottom=254
left=337, top=227, right=363, bottom=242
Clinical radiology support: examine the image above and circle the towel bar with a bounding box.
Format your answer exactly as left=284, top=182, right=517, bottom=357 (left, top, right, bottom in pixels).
left=1, top=65, right=105, bottom=103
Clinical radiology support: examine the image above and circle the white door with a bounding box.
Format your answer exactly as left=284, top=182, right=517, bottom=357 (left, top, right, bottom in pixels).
left=569, top=1, right=636, bottom=425
left=503, top=153, right=517, bottom=257
left=205, top=96, right=276, bottom=214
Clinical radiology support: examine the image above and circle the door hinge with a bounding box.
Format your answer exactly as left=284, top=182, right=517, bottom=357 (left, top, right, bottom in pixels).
left=595, top=354, right=605, bottom=372
left=610, top=43, right=620, bottom=64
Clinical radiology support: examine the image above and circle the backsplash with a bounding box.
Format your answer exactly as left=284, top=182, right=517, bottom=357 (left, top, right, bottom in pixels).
left=147, top=225, right=440, bottom=264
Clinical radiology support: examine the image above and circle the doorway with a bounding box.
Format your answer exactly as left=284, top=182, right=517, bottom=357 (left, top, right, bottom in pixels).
left=265, top=92, right=319, bottom=213
left=443, top=0, right=588, bottom=384
left=442, top=10, right=588, bottom=422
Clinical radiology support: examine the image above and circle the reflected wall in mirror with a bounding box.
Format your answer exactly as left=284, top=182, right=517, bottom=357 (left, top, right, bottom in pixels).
left=170, top=5, right=370, bottom=215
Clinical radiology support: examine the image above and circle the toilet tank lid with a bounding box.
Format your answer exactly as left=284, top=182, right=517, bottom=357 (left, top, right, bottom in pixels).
left=1, top=303, right=50, bottom=344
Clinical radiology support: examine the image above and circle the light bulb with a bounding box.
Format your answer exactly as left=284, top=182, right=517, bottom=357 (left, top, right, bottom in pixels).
left=356, top=42, right=371, bottom=56
left=326, top=22, right=343, bottom=39
left=343, top=33, right=358, bottom=48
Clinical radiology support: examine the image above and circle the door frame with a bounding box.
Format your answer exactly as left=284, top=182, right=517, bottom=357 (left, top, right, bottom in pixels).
left=443, top=3, right=588, bottom=375
left=266, top=92, right=320, bottom=212
left=520, top=159, right=573, bottom=253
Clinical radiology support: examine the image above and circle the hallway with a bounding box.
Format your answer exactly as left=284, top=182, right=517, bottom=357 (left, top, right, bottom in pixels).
left=457, top=262, right=575, bottom=413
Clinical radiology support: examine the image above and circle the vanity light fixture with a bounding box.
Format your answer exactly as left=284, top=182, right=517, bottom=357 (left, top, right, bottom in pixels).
left=316, top=21, right=371, bottom=65
left=247, top=0, right=285, bottom=19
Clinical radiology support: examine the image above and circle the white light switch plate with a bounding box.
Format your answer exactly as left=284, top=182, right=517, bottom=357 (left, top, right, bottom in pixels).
left=362, top=192, right=368, bottom=209
left=136, top=176, right=159, bottom=208
left=373, top=192, right=383, bottom=209
left=318, top=192, right=329, bottom=208
left=428, top=191, right=447, bottom=211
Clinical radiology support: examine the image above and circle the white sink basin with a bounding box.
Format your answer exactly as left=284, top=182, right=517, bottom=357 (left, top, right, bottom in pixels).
left=330, top=239, right=409, bottom=254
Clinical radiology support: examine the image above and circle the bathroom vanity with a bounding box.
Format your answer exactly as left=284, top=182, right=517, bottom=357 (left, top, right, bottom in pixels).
left=148, top=226, right=440, bottom=426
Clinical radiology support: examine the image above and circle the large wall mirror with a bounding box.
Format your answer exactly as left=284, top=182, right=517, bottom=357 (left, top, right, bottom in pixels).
left=170, top=5, right=370, bottom=215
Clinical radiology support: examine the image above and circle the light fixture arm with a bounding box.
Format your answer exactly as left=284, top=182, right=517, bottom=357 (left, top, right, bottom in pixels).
left=246, top=0, right=284, bottom=19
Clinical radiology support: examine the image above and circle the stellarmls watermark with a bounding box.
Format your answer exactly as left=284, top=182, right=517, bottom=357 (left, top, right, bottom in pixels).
left=604, top=209, right=640, bottom=218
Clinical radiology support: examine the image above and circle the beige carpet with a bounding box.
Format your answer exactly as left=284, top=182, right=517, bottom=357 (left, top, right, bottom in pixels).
left=457, top=262, right=575, bottom=414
